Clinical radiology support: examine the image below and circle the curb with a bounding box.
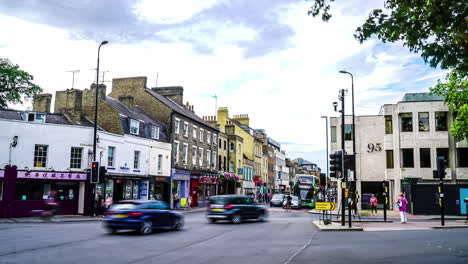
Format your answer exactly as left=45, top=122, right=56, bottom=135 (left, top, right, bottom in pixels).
left=312, top=220, right=363, bottom=232
left=332, top=220, right=394, bottom=223
left=431, top=225, right=468, bottom=229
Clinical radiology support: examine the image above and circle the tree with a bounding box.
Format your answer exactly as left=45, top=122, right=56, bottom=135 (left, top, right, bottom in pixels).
left=0, top=58, right=42, bottom=109
left=308, top=0, right=468, bottom=141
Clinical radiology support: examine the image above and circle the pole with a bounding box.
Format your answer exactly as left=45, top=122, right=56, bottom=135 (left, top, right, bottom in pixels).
left=383, top=181, right=387, bottom=221
left=340, top=89, right=346, bottom=227
left=440, top=176, right=445, bottom=226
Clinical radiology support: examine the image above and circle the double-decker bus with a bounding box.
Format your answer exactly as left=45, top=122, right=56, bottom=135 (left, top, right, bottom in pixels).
left=293, top=174, right=319, bottom=208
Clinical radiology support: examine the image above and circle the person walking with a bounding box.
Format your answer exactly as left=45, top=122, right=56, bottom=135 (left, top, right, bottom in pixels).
left=94, top=191, right=104, bottom=217
left=370, top=194, right=378, bottom=216
left=186, top=195, right=192, bottom=211
left=173, top=193, right=180, bottom=210
left=396, top=193, right=408, bottom=223
left=285, top=193, right=292, bottom=212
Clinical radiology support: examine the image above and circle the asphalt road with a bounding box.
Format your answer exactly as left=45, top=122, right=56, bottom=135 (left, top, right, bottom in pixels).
left=0, top=210, right=467, bottom=264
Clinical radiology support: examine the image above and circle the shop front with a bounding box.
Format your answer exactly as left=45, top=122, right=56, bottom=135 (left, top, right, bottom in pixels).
left=171, top=170, right=190, bottom=209
left=1, top=166, right=89, bottom=218
left=197, top=175, right=218, bottom=207
left=243, top=179, right=255, bottom=196
left=98, top=173, right=150, bottom=202
left=217, top=173, right=238, bottom=195
left=150, top=176, right=170, bottom=204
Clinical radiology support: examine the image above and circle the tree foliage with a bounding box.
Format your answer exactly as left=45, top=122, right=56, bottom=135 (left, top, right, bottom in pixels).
left=430, top=71, right=468, bottom=141
left=0, top=58, right=42, bottom=109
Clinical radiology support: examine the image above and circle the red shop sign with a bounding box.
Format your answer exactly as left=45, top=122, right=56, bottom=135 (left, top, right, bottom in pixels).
left=199, top=177, right=216, bottom=184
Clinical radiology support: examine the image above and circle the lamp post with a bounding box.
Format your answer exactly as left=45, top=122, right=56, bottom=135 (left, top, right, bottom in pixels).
left=321, top=115, right=329, bottom=195
left=339, top=70, right=355, bottom=179
left=92, top=40, right=108, bottom=164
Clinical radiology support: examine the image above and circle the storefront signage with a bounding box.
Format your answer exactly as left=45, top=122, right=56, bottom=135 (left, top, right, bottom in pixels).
left=172, top=174, right=190, bottom=181
left=17, top=171, right=87, bottom=181
left=154, top=176, right=170, bottom=182
left=120, top=166, right=130, bottom=171
left=200, top=177, right=217, bottom=184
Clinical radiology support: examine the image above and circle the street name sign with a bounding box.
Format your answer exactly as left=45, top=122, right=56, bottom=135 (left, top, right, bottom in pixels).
left=316, top=202, right=336, bottom=210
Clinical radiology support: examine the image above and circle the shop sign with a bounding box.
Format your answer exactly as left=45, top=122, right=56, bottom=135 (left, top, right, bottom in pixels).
left=154, top=176, right=170, bottom=182
left=0, top=170, right=4, bottom=178
left=173, top=174, right=190, bottom=181
left=200, top=177, right=216, bottom=184
left=17, top=171, right=87, bottom=181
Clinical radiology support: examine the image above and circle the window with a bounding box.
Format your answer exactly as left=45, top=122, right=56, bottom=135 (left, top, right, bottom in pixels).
left=344, top=124, right=353, bottom=141
left=212, top=151, right=216, bottom=168
left=130, top=119, right=139, bottom=135
left=238, top=144, right=241, bottom=153
left=199, top=129, right=204, bottom=142
left=385, top=116, right=392, bottom=134
left=207, top=132, right=211, bottom=144
left=27, top=112, right=46, bottom=123
left=213, top=135, right=217, bottom=145
left=199, top=148, right=203, bottom=166
left=193, top=126, right=197, bottom=139
left=420, top=148, right=431, bottom=168
left=34, top=144, right=48, bottom=168
left=173, top=141, right=179, bottom=163
left=386, top=150, right=394, bottom=169
left=223, top=157, right=226, bottom=171
left=400, top=113, right=413, bottom=132
left=134, top=151, right=140, bottom=169
left=435, top=112, right=448, bottom=131
left=457, top=148, right=468, bottom=167
left=183, top=122, right=189, bottom=137
left=436, top=148, right=449, bottom=164
left=230, top=143, right=234, bottom=152
left=218, top=138, right=221, bottom=146
left=174, top=118, right=180, bottom=134
left=182, top=144, right=188, bottom=164
left=224, top=140, right=227, bottom=150
left=402, top=149, right=414, bottom=168
left=229, top=161, right=234, bottom=172
left=70, top=147, right=83, bottom=169
left=108, top=146, right=115, bottom=167
left=151, top=125, right=160, bottom=140
left=418, top=112, right=429, bottom=132
left=157, top=154, right=163, bottom=171
left=207, top=150, right=211, bottom=168
left=192, top=146, right=197, bottom=165
left=331, top=126, right=337, bottom=142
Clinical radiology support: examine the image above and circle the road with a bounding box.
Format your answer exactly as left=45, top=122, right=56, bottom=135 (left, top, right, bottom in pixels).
left=0, top=209, right=467, bottom=264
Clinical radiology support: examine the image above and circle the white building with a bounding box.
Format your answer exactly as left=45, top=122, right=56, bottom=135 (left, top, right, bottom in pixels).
left=330, top=93, right=468, bottom=215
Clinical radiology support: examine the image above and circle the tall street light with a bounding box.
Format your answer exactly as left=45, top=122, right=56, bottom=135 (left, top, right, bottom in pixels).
left=339, top=70, right=355, bottom=180
left=321, top=115, right=329, bottom=194
left=93, top=40, right=108, bottom=164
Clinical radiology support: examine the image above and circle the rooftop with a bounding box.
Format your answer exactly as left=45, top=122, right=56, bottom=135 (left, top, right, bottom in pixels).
left=401, top=93, right=443, bottom=102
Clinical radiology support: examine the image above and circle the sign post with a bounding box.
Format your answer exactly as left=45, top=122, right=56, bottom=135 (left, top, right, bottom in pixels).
left=383, top=181, right=388, bottom=221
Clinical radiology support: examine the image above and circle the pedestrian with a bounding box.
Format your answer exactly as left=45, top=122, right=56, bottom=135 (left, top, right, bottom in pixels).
left=396, top=193, right=408, bottom=223
left=173, top=193, right=179, bottom=209
left=285, top=193, right=292, bottom=212
left=94, top=191, right=104, bottom=216
left=186, top=195, right=192, bottom=211
left=41, top=191, right=57, bottom=220
left=105, top=194, right=113, bottom=209
left=353, top=191, right=360, bottom=216
left=370, top=194, right=378, bottom=216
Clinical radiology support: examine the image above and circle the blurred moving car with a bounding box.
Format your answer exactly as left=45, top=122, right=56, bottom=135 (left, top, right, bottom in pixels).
left=206, top=195, right=267, bottom=224
left=270, top=194, right=285, bottom=207
left=282, top=196, right=300, bottom=209
left=103, top=200, right=183, bottom=235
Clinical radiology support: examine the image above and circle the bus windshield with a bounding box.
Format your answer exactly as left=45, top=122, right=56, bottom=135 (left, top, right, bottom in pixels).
left=297, top=176, right=313, bottom=184
left=299, top=189, right=314, bottom=200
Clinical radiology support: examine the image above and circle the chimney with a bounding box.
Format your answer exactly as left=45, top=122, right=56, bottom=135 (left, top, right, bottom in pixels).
left=118, top=96, right=134, bottom=109
left=81, top=83, right=106, bottom=116
left=32, top=93, right=52, bottom=113
left=54, top=89, right=83, bottom=120
left=110, top=77, right=147, bottom=99
left=152, top=86, right=184, bottom=106
left=233, top=114, right=249, bottom=126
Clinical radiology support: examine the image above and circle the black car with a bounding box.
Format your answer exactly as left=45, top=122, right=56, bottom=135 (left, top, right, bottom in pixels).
left=103, top=200, right=183, bottom=235
left=206, top=195, right=267, bottom=224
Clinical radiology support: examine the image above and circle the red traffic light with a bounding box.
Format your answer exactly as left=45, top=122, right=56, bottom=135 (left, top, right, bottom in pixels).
left=92, top=164, right=97, bottom=168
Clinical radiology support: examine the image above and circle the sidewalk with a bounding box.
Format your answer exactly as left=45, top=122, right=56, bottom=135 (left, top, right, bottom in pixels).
left=0, top=207, right=206, bottom=224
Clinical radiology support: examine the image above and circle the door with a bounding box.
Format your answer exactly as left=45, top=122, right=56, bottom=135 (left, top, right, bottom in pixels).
left=191, top=179, right=198, bottom=207
left=460, top=188, right=468, bottom=215
left=114, top=180, right=124, bottom=201
left=54, top=182, right=78, bottom=215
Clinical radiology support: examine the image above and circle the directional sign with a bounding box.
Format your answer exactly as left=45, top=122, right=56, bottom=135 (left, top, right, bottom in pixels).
left=316, top=202, right=336, bottom=211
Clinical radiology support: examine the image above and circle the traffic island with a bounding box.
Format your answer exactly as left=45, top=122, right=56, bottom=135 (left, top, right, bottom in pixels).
left=312, top=220, right=363, bottom=231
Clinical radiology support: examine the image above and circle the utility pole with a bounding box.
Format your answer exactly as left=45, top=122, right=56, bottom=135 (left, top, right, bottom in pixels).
left=339, top=89, right=346, bottom=227
left=66, top=70, right=80, bottom=89
left=437, top=157, right=447, bottom=226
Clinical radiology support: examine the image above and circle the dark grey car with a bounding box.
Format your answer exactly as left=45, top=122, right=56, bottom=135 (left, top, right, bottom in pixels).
left=206, top=195, right=267, bottom=224
left=270, top=194, right=285, bottom=207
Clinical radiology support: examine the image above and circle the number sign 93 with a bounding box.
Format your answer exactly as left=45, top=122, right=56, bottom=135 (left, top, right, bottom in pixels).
left=367, top=143, right=381, bottom=153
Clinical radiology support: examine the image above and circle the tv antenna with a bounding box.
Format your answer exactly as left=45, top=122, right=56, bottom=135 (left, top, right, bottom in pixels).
left=66, top=70, right=80, bottom=88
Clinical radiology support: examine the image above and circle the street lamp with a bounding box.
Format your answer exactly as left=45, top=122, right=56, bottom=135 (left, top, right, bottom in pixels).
left=320, top=115, right=329, bottom=194
left=93, top=40, right=108, bottom=164
left=339, top=70, right=355, bottom=180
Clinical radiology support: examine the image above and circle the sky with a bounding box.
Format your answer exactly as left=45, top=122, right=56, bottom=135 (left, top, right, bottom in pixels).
left=0, top=0, right=447, bottom=172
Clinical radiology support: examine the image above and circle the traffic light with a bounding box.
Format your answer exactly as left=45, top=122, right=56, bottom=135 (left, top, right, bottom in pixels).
left=345, top=154, right=355, bottom=171
left=256, top=181, right=261, bottom=190
left=436, top=156, right=448, bottom=179
left=91, top=161, right=99, bottom=183
left=99, top=166, right=107, bottom=184
left=329, top=150, right=344, bottom=178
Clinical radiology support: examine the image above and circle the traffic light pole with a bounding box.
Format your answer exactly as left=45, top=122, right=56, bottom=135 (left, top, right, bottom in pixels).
left=383, top=181, right=387, bottom=222
left=340, top=89, right=346, bottom=227
left=437, top=157, right=446, bottom=226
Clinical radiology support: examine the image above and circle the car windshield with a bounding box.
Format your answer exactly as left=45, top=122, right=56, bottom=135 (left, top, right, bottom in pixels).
left=110, top=202, right=139, bottom=210
left=210, top=197, right=229, bottom=205
left=272, top=194, right=284, bottom=200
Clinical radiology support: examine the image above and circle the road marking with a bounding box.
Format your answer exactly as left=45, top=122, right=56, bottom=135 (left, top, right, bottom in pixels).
left=283, top=233, right=317, bottom=264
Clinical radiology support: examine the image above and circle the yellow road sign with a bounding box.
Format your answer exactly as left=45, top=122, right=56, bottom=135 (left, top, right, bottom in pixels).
left=316, top=202, right=336, bottom=211
left=344, top=188, right=349, bottom=197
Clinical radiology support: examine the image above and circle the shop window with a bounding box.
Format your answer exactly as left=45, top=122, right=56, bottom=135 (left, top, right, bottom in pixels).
left=151, top=125, right=160, bottom=140
left=400, top=113, right=413, bottom=132
left=331, top=126, right=337, bottom=142
left=402, top=149, right=414, bottom=168
left=436, top=148, right=449, bottom=164
left=385, top=116, right=392, bottom=134
left=174, top=118, right=180, bottom=134
left=183, top=122, right=189, bottom=137
left=134, top=151, right=140, bottom=169
left=130, top=119, right=139, bottom=135
left=108, top=146, right=115, bottom=167
left=157, top=154, right=163, bottom=171
left=70, top=147, right=83, bottom=169
left=15, top=181, right=43, bottom=200
left=457, top=148, right=468, bottom=167
left=34, top=144, right=48, bottom=168
left=182, top=144, right=188, bottom=165
left=344, top=125, right=353, bottom=141
left=420, top=148, right=431, bottom=168
left=435, top=112, right=448, bottom=131
left=418, top=112, right=429, bottom=132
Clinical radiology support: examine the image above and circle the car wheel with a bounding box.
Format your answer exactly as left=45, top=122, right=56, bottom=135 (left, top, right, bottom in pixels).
left=174, top=218, right=184, bottom=231
left=257, top=212, right=266, bottom=222
left=140, top=221, right=153, bottom=235
left=106, top=227, right=116, bottom=234
left=231, top=213, right=242, bottom=224
left=270, top=203, right=273, bottom=207
left=208, top=218, right=217, bottom=224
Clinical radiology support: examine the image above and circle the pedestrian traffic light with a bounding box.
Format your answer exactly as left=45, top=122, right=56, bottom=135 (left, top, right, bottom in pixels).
left=330, top=150, right=344, bottom=178
left=436, top=156, right=448, bottom=179
left=91, top=161, right=99, bottom=183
